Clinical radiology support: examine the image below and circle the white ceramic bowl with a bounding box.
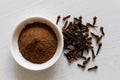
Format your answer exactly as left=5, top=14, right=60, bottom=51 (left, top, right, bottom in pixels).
left=10, top=17, right=63, bottom=71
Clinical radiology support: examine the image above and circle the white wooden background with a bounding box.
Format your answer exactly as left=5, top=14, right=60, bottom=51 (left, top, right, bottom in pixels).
left=0, top=0, right=120, bottom=80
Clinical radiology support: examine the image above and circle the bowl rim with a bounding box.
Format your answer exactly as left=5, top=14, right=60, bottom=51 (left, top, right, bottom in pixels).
left=10, top=17, right=63, bottom=71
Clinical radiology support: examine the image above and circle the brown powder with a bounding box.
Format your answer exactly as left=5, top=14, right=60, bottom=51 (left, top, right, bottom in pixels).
left=18, top=22, right=58, bottom=64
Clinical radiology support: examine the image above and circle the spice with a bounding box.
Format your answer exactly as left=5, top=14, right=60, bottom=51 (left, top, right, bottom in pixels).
left=93, top=16, right=97, bottom=26
left=62, top=19, right=93, bottom=63
left=91, top=32, right=99, bottom=39
left=64, top=53, right=72, bottom=63
left=96, top=43, right=102, bottom=55
left=79, top=16, right=82, bottom=22
left=83, top=57, right=91, bottom=66
left=100, top=27, right=105, bottom=36
left=86, top=23, right=97, bottom=28
left=63, top=15, right=71, bottom=21
left=74, top=17, right=80, bottom=22
left=67, top=21, right=72, bottom=29
left=18, top=22, right=58, bottom=64
left=80, top=55, right=87, bottom=60
left=56, top=16, right=61, bottom=25
left=97, top=35, right=103, bottom=43
left=91, top=48, right=95, bottom=59
left=88, top=65, right=98, bottom=71
left=77, top=64, right=85, bottom=69
left=56, top=15, right=105, bottom=71
left=62, top=21, right=68, bottom=30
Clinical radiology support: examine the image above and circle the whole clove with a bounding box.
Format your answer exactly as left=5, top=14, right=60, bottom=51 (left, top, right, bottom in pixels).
left=96, top=43, right=102, bottom=55
left=74, top=17, right=80, bottom=22
left=80, top=55, right=87, bottom=60
left=56, top=16, right=61, bottom=25
left=91, top=32, right=99, bottom=39
left=62, top=21, right=68, bottom=30
left=97, top=35, right=103, bottom=43
left=77, top=64, right=85, bottom=69
left=67, top=22, right=72, bottom=29
left=86, top=23, right=97, bottom=28
left=79, top=16, right=82, bottom=20
left=64, top=53, right=73, bottom=63
left=91, top=48, right=95, bottom=59
left=100, top=27, right=105, bottom=36
left=64, top=53, right=70, bottom=60
left=83, top=57, right=91, bottom=66
left=88, top=65, right=98, bottom=71
left=63, top=15, right=71, bottom=21
left=79, top=16, right=82, bottom=24
left=93, top=16, right=97, bottom=26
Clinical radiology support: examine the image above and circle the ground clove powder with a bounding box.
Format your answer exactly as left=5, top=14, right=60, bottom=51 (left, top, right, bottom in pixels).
left=18, top=22, right=58, bottom=64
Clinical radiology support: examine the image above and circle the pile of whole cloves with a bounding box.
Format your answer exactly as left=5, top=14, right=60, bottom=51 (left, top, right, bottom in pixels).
left=56, top=15, right=105, bottom=71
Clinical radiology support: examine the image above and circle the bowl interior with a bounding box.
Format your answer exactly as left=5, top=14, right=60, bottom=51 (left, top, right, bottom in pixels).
left=10, top=17, right=63, bottom=70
